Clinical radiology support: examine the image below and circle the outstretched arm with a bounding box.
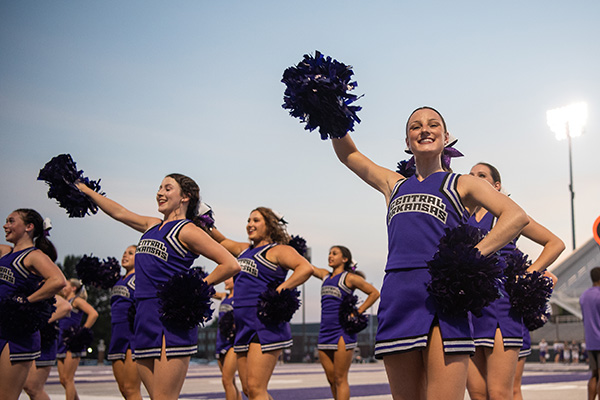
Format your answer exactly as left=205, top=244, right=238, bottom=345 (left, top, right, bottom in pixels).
left=332, top=134, right=403, bottom=203
left=208, top=227, right=250, bottom=257
left=520, top=217, right=565, bottom=273
left=311, top=266, right=330, bottom=280
left=76, top=182, right=160, bottom=233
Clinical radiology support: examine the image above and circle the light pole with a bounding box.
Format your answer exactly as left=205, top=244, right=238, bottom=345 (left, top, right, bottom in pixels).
left=546, top=102, right=588, bottom=250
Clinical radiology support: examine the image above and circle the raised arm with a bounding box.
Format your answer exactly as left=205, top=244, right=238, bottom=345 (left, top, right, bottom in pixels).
left=76, top=182, right=160, bottom=233
left=458, top=174, right=529, bottom=256
left=520, top=217, right=565, bottom=273
left=332, top=134, right=403, bottom=202
left=346, top=273, right=380, bottom=314
left=180, top=224, right=241, bottom=286
left=25, top=250, right=67, bottom=303
left=268, top=245, right=313, bottom=291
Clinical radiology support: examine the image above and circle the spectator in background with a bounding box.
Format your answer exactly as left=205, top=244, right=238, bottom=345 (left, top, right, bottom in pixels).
left=539, top=339, right=548, bottom=363
left=579, top=266, right=600, bottom=400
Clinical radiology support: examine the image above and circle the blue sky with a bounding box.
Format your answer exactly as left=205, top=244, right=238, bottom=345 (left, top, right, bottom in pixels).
left=1, top=1, right=599, bottom=323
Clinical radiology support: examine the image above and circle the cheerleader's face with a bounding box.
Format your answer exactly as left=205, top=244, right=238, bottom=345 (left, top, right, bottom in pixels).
left=328, top=247, right=348, bottom=269
left=405, top=108, right=448, bottom=156
left=3, top=211, right=32, bottom=244
left=469, top=164, right=501, bottom=192
left=121, top=246, right=136, bottom=271
left=156, top=177, right=189, bottom=217
left=246, top=210, right=269, bottom=242
left=61, top=282, right=75, bottom=298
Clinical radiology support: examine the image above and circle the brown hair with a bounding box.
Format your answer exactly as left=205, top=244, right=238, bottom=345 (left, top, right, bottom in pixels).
left=253, top=207, right=290, bottom=245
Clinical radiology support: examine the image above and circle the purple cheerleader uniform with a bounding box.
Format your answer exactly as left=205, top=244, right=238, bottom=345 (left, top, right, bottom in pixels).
left=36, top=322, right=59, bottom=367
left=375, top=172, right=474, bottom=358
left=215, top=295, right=234, bottom=358
left=57, top=298, right=86, bottom=358
left=233, top=243, right=292, bottom=353
left=519, top=323, right=531, bottom=359
left=107, top=273, right=135, bottom=361
left=318, top=271, right=358, bottom=351
left=134, top=219, right=199, bottom=359
left=0, top=247, right=42, bottom=362
left=469, top=212, right=523, bottom=349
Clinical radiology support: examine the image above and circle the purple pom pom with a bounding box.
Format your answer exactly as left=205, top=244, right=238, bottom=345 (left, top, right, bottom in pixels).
left=0, top=285, right=56, bottom=339
left=257, top=281, right=301, bottom=325
left=339, top=294, right=369, bottom=334
left=218, top=310, right=236, bottom=344
left=289, top=235, right=308, bottom=258
left=426, top=224, right=504, bottom=317
left=37, top=154, right=104, bottom=218
left=504, top=249, right=553, bottom=331
left=127, top=302, right=136, bottom=333
left=157, top=268, right=216, bottom=330
left=63, top=326, right=94, bottom=353
left=282, top=51, right=362, bottom=140
left=396, top=158, right=416, bottom=178
left=40, top=321, right=60, bottom=351
left=76, top=255, right=121, bottom=290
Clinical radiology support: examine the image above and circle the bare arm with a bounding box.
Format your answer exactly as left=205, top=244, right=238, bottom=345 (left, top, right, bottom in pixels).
left=345, top=273, right=380, bottom=314
left=72, top=297, right=99, bottom=329
left=268, top=245, right=313, bottom=291
left=25, top=250, right=67, bottom=303
left=179, top=224, right=241, bottom=286
left=331, top=134, right=403, bottom=202
left=76, top=182, right=160, bottom=233
left=208, top=227, right=250, bottom=257
left=311, top=266, right=330, bottom=280
left=458, top=174, right=529, bottom=256
left=520, top=217, right=565, bottom=273
left=48, top=295, right=73, bottom=323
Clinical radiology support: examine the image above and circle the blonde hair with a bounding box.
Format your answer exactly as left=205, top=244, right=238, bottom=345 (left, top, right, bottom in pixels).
left=69, top=278, right=88, bottom=300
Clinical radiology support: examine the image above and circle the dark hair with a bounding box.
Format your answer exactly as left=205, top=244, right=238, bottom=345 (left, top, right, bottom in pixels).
left=405, top=106, right=452, bottom=172
left=253, top=207, right=290, bottom=245
left=331, top=245, right=354, bottom=271
left=166, top=173, right=206, bottom=230
left=405, top=106, right=447, bottom=135
left=591, top=267, right=600, bottom=283
left=476, top=162, right=502, bottom=185
left=15, top=208, right=57, bottom=262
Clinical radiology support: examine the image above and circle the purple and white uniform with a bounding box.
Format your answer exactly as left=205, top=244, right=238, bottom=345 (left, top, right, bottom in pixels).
left=134, top=219, right=199, bottom=359
left=375, top=172, right=473, bottom=358
left=107, top=273, right=135, bottom=361
left=469, top=212, right=523, bottom=348
left=318, top=271, right=357, bottom=351
left=215, top=295, right=234, bottom=358
left=233, top=243, right=292, bottom=353
left=0, top=247, right=42, bottom=362
left=57, top=297, right=86, bottom=358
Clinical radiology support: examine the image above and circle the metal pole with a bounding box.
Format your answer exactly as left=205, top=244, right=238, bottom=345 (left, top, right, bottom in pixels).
left=567, top=127, right=576, bottom=250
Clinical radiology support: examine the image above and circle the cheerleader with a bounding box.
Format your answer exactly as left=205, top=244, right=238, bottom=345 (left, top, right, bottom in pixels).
left=0, top=209, right=67, bottom=400
left=465, top=163, right=564, bottom=400
left=76, top=174, right=240, bottom=400
left=214, top=277, right=241, bottom=400
left=328, top=107, right=530, bottom=399
left=313, top=245, right=379, bottom=400
left=57, top=278, right=98, bottom=400
left=108, top=245, right=141, bottom=400
left=23, top=295, right=72, bottom=400
left=209, top=207, right=313, bottom=400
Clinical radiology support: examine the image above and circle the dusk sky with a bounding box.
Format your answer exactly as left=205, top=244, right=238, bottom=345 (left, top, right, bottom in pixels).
left=2, top=1, right=599, bottom=322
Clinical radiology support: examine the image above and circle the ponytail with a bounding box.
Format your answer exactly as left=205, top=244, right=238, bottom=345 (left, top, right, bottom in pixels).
left=15, top=208, right=57, bottom=262
left=69, top=278, right=88, bottom=300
